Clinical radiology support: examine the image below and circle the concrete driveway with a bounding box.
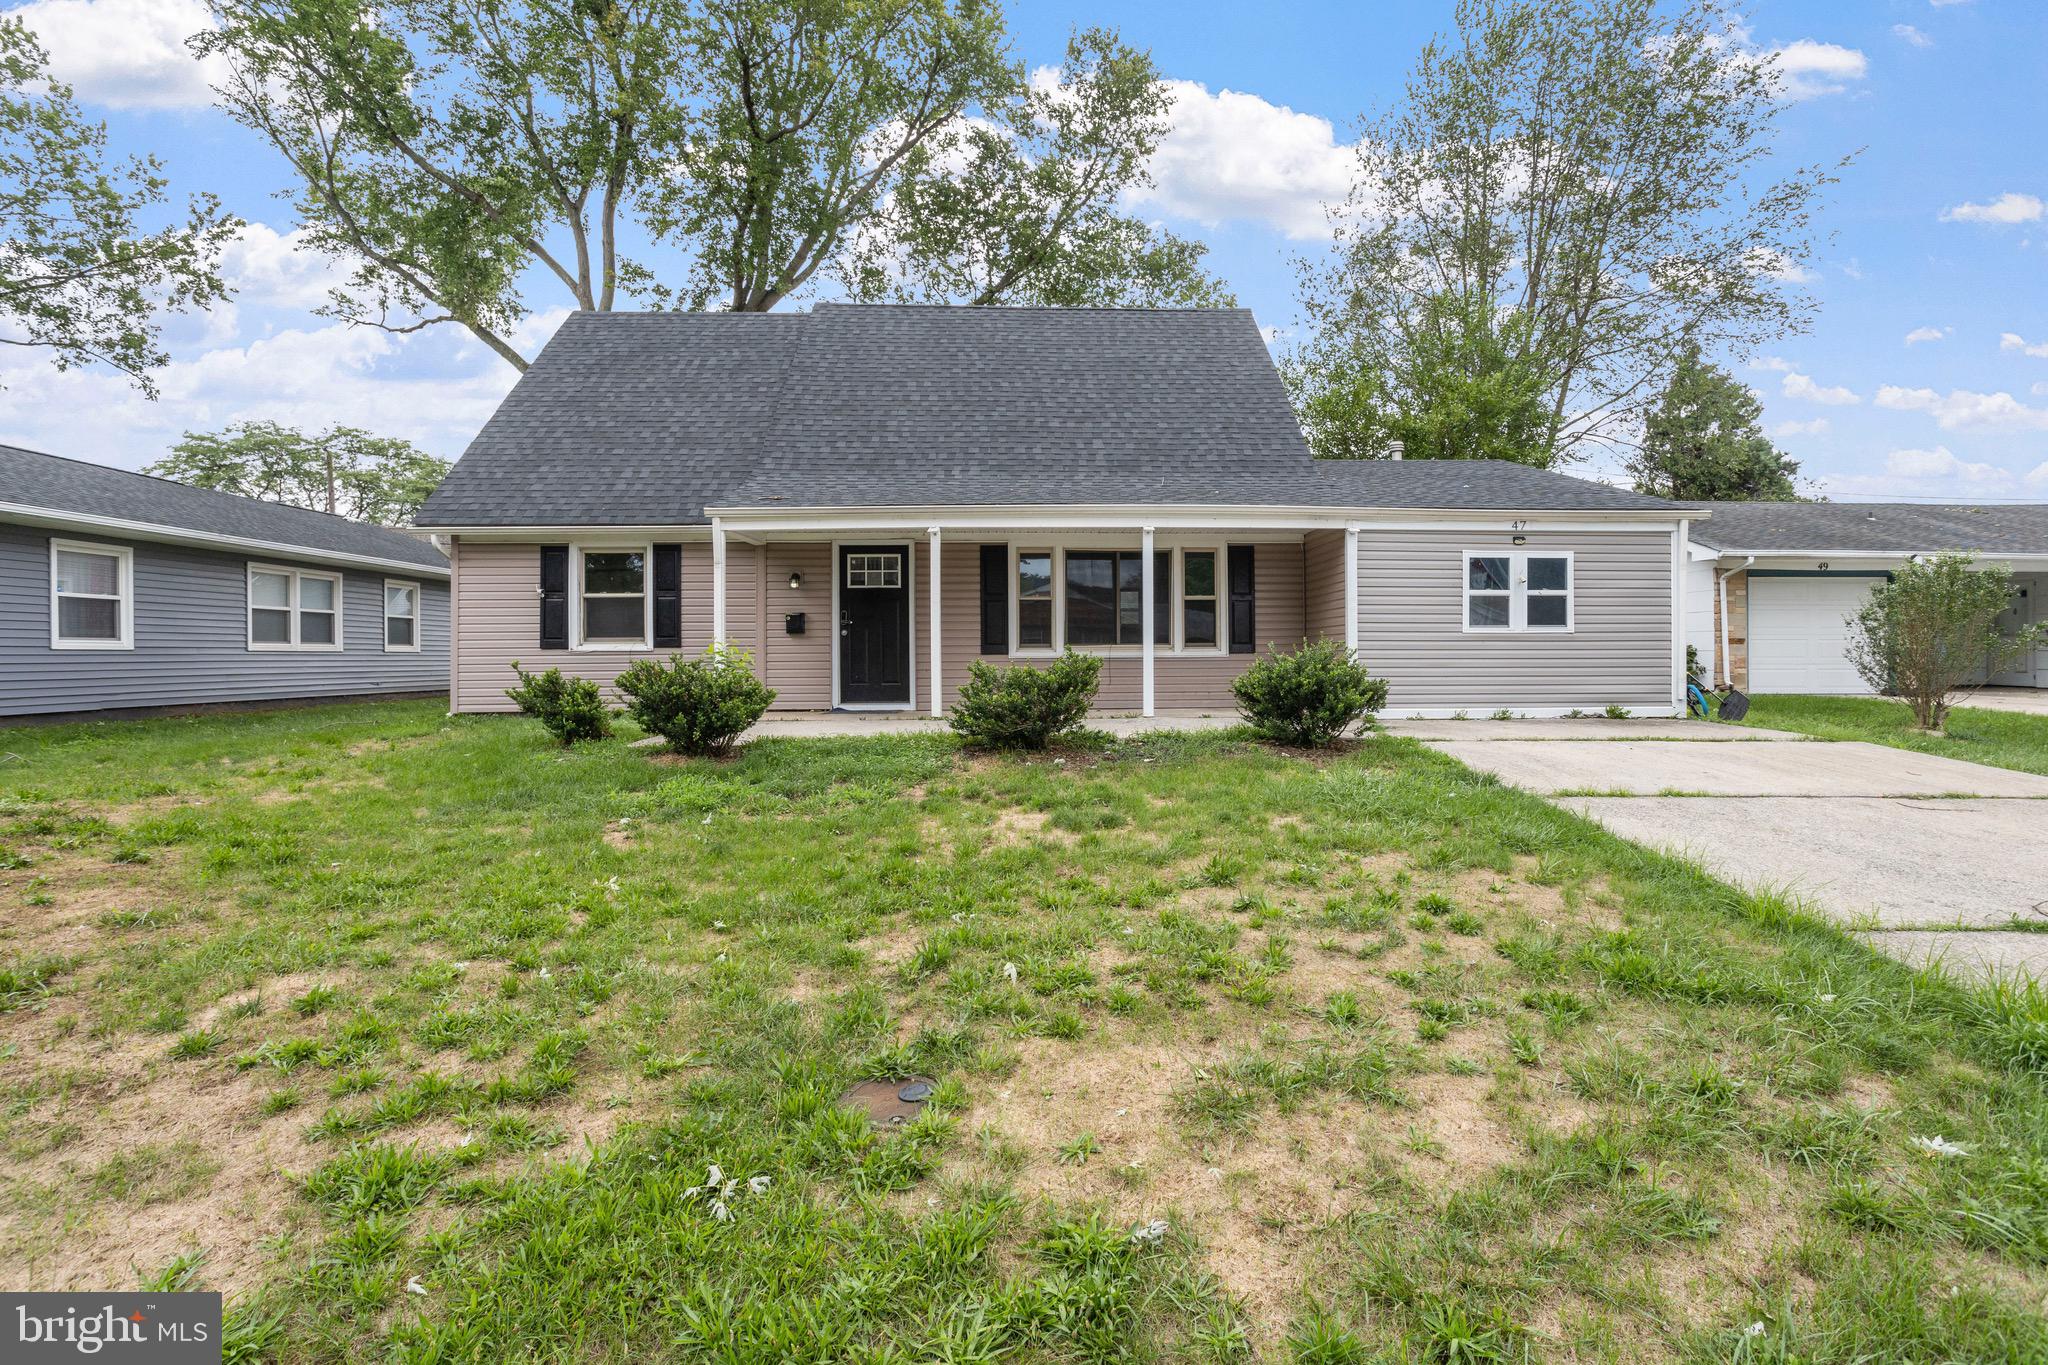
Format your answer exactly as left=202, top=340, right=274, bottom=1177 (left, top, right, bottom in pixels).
left=1412, top=718, right=2048, bottom=982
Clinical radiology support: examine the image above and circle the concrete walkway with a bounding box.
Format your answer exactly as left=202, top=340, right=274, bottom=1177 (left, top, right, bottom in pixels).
left=1954, top=688, right=2048, bottom=717
left=735, top=710, right=1244, bottom=741
left=1410, top=717, right=2048, bottom=982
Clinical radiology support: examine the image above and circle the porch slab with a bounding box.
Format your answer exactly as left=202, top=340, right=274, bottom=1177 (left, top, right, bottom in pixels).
left=629, top=710, right=1250, bottom=744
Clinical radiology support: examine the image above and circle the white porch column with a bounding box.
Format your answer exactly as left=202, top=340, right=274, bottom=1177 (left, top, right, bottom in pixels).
left=1141, top=525, right=1156, bottom=718
left=1343, top=522, right=1360, bottom=653
left=928, top=527, right=943, bottom=717
left=711, top=517, right=727, bottom=647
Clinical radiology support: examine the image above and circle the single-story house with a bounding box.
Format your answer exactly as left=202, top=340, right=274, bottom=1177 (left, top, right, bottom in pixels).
left=2, top=444, right=451, bottom=719
left=416, top=304, right=1701, bottom=718
left=1688, top=501, right=2048, bottom=694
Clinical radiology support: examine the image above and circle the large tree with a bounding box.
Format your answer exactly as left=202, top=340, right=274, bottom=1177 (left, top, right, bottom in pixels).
left=1288, top=291, right=1555, bottom=464
left=1626, top=347, right=1800, bottom=500
left=148, top=422, right=450, bottom=525
left=1294, top=0, right=1845, bottom=463
left=198, top=1, right=1221, bottom=367
left=0, top=19, right=234, bottom=395
left=837, top=27, right=1228, bottom=308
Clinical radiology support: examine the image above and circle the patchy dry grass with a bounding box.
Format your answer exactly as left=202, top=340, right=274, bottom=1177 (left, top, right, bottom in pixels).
left=2, top=700, right=2047, bottom=1361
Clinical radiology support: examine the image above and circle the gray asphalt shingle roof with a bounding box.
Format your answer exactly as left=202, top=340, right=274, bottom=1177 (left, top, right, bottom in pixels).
left=1, top=444, right=450, bottom=571
left=1687, top=500, right=2048, bottom=555
left=416, top=304, right=1684, bottom=525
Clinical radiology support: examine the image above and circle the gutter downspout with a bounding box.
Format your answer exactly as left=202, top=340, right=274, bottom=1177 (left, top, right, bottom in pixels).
left=1719, top=555, right=1753, bottom=690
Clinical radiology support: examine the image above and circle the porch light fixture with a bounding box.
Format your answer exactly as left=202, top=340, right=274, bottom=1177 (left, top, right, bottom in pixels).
left=787, top=570, right=804, bottom=590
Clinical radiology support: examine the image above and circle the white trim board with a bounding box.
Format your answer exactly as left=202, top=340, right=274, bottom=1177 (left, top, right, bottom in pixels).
left=3, top=503, right=448, bottom=577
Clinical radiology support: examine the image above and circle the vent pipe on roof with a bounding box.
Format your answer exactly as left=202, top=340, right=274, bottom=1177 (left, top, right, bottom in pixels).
left=1386, top=440, right=1404, bottom=461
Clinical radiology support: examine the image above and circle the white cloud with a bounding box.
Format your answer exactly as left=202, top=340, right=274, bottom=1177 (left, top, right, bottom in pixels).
left=1928, top=0, right=1973, bottom=8
left=1940, top=193, right=2045, bottom=226
left=1750, top=355, right=1796, bottom=373
left=1892, top=24, right=1933, bottom=48
left=1876, top=384, right=2048, bottom=431
left=1904, top=326, right=1949, bottom=345
left=1782, top=371, right=1861, bottom=406
left=10, top=0, right=223, bottom=110
left=1770, top=40, right=1868, bottom=100
left=1820, top=446, right=2038, bottom=500
left=1129, top=80, right=1355, bottom=240
left=1746, top=247, right=1816, bottom=284
left=1772, top=418, right=1830, bottom=438
left=0, top=318, right=532, bottom=467
left=218, top=223, right=358, bottom=313
left=2000, top=332, right=2048, bottom=359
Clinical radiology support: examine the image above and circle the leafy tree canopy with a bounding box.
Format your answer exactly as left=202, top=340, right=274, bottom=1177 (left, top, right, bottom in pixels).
left=1293, top=0, right=1846, bottom=465
left=0, top=19, right=234, bottom=394
left=1626, top=346, right=1801, bottom=500
left=148, top=421, right=450, bottom=525
left=197, top=0, right=1225, bottom=368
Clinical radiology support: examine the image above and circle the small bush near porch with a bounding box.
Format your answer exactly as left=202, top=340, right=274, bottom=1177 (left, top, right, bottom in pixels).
left=4, top=702, right=2048, bottom=1361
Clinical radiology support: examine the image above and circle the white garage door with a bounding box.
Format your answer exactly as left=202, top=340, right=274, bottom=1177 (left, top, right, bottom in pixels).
left=1748, top=575, right=1880, bottom=695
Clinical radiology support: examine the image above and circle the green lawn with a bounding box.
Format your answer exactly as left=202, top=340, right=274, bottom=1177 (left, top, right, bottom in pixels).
left=1736, top=693, right=2048, bottom=776
left=5, top=702, right=2048, bottom=1362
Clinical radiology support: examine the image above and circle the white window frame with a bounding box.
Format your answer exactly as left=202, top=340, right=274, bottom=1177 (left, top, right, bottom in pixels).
left=1462, top=548, right=1575, bottom=634
left=383, top=578, right=422, bottom=653
left=49, top=537, right=134, bottom=651
left=247, top=563, right=345, bottom=652
left=571, top=542, right=653, bottom=651
left=843, top=551, right=903, bottom=589
left=1007, top=542, right=1229, bottom=657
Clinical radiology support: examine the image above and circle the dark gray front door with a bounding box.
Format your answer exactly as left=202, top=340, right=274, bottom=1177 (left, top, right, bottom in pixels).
left=839, top=545, right=910, bottom=705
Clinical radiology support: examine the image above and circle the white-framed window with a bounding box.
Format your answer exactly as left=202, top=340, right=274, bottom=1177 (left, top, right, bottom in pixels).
left=248, top=563, right=344, bottom=651
left=845, top=552, right=902, bottom=589
left=50, top=538, right=133, bottom=650
left=1464, top=550, right=1574, bottom=633
left=1009, top=544, right=1226, bottom=655
left=573, top=545, right=650, bottom=648
left=383, top=579, right=421, bottom=652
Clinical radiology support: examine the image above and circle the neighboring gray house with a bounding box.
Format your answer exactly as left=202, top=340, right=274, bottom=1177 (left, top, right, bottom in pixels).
left=416, top=305, right=1698, bottom=718
left=2, top=444, right=450, bottom=719
left=1687, top=501, right=2048, bottom=694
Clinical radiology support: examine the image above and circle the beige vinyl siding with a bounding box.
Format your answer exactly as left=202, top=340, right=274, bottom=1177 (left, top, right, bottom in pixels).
left=933, top=540, right=1305, bottom=713
left=1357, top=528, right=1674, bottom=711
left=1303, top=529, right=1348, bottom=643
left=453, top=537, right=1311, bottom=714
left=452, top=539, right=764, bottom=713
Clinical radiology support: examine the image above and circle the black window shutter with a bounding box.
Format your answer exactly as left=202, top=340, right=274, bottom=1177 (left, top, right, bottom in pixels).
left=652, top=543, right=682, bottom=649
left=1153, top=550, right=1171, bottom=645
left=979, top=544, right=1007, bottom=654
left=538, top=545, right=569, bottom=650
left=1228, top=544, right=1256, bottom=654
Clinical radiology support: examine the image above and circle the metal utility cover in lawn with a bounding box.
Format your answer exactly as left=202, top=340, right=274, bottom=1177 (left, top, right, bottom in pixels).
left=842, top=1077, right=936, bottom=1129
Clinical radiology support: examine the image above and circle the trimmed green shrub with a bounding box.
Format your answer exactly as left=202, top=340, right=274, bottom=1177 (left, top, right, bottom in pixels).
left=948, top=651, right=1102, bottom=749
left=506, top=662, right=613, bottom=744
left=1231, top=640, right=1388, bottom=747
left=615, top=645, right=776, bottom=756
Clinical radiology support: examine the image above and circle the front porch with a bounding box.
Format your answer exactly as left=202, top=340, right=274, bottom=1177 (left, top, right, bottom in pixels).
left=707, top=512, right=1358, bottom=719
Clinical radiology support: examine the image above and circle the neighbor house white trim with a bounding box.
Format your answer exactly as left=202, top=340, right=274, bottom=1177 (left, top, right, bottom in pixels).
left=49, top=537, right=134, bottom=651
left=247, top=562, right=344, bottom=652
left=383, top=578, right=422, bottom=653
left=4, top=502, right=446, bottom=577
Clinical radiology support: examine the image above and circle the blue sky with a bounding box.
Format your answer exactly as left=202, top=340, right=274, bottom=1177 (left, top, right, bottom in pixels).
left=4, top=0, right=2043, bottom=501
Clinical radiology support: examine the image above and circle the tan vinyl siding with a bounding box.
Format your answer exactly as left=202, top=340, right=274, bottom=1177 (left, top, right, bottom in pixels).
left=452, top=537, right=1316, bottom=715
left=1303, top=529, right=1348, bottom=643
left=1357, top=528, right=1674, bottom=711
